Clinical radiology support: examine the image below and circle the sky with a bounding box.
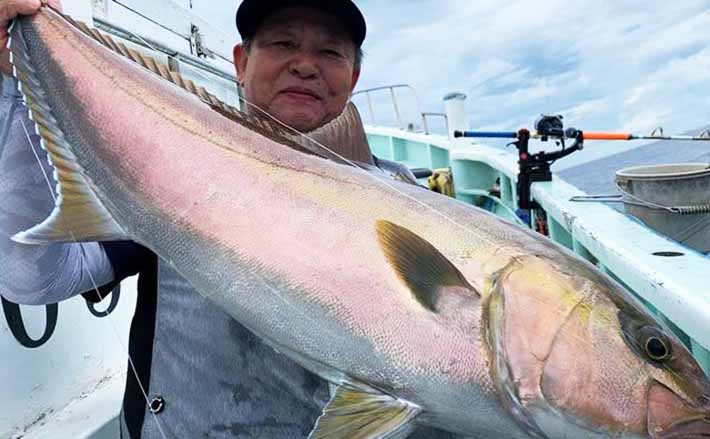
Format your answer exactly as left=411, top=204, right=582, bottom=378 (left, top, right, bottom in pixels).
left=193, top=0, right=710, bottom=166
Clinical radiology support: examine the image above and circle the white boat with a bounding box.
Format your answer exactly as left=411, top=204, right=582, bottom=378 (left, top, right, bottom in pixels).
left=1, top=1, right=708, bottom=438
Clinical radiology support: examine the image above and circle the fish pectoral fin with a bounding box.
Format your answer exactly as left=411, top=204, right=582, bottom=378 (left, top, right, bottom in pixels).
left=9, top=17, right=127, bottom=245
left=309, top=385, right=421, bottom=439
left=376, top=220, right=479, bottom=312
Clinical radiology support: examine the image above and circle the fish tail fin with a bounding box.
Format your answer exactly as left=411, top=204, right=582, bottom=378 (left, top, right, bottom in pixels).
left=8, top=13, right=127, bottom=244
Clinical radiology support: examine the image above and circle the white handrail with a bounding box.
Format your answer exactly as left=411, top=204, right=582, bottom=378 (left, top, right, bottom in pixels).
left=352, top=84, right=425, bottom=131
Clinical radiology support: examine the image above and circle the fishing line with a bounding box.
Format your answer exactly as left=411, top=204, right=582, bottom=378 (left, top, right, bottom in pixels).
left=20, top=119, right=169, bottom=439
left=110, top=0, right=189, bottom=43
left=235, top=95, right=498, bottom=247
left=15, top=7, right=496, bottom=437
left=0, top=99, right=18, bottom=151
left=14, top=8, right=167, bottom=437
left=52, top=1, right=496, bottom=249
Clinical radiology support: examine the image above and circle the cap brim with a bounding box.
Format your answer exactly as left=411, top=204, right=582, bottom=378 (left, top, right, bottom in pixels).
left=236, top=0, right=366, bottom=46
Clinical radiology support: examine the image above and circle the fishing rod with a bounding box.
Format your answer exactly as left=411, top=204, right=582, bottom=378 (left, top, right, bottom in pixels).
left=454, top=130, right=710, bottom=142
left=453, top=115, right=710, bottom=210
left=454, top=122, right=710, bottom=143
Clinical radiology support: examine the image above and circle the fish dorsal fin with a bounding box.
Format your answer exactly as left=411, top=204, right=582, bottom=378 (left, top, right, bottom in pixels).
left=233, top=103, right=373, bottom=168
left=300, top=102, right=374, bottom=165
left=309, top=385, right=420, bottom=439
left=376, top=220, right=478, bottom=312
left=63, top=13, right=367, bottom=168
left=209, top=105, right=339, bottom=161
left=64, top=14, right=245, bottom=122
left=9, top=13, right=127, bottom=244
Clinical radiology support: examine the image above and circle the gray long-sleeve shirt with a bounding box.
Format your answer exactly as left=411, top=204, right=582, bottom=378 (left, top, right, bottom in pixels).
left=0, top=76, right=114, bottom=305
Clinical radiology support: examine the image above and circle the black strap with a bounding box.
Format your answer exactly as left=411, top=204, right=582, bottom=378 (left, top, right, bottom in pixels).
left=96, top=241, right=158, bottom=439
left=122, top=251, right=158, bottom=438
left=76, top=241, right=158, bottom=438
left=1, top=296, right=58, bottom=349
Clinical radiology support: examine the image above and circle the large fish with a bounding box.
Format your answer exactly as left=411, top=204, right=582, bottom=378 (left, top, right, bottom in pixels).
left=8, top=6, right=710, bottom=438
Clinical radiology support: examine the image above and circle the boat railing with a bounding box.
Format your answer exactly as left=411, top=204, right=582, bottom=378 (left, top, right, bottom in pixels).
left=421, top=112, right=449, bottom=136
left=91, top=1, right=244, bottom=109
left=94, top=17, right=238, bottom=84
left=352, top=84, right=448, bottom=135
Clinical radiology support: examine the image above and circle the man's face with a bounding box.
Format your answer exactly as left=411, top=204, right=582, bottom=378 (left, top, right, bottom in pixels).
left=234, top=7, right=361, bottom=132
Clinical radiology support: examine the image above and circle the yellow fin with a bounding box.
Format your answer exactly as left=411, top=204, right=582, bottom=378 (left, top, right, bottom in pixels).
left=376, top=220, right=478, bottom=312
left=308, top=385, right=420, bottom=439
left=9, top=14, right=126, bottom=244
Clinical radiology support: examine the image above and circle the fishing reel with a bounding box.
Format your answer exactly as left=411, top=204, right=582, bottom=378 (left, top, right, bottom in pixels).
left=534, top=114, right=565, bottom=141
left=454, top=115, right=586, bottom=210
left=515, top=116, right=585, bottom=209
left=533, top=114, right=584, bottom=149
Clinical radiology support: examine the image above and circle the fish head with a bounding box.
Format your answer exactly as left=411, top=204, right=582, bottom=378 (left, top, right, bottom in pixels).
left=486, top=254, right=710, bottom=438
left=618, top=309, right=710, bottom=439
left=540, top=284, right=710, bottom=438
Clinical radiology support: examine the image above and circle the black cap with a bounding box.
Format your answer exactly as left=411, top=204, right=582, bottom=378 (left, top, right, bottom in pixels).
left=236, top=0, right=366, bottom=47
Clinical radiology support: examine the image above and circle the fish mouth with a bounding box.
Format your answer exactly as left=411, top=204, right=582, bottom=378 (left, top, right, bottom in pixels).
left=651, top=418, right=710, bottom=439
left=648, top=382, right=710, bottom=438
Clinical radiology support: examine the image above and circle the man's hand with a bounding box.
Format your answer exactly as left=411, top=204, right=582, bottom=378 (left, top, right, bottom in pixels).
left=0, top=0, right=62, bottom=75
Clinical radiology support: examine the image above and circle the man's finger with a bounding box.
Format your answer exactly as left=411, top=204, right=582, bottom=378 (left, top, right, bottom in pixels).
left=0, top=0, right=51, bottom=76
left=0, top=0, right=42, bottom=31
left=0, top=0, right=43, bottom=21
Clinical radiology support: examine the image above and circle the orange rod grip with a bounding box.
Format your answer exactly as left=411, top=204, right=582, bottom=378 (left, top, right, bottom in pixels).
left=583, top=132, right=632, bottom=140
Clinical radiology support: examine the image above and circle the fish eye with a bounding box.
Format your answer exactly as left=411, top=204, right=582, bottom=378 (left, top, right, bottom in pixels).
left=645, top=336, right=671, bottom=362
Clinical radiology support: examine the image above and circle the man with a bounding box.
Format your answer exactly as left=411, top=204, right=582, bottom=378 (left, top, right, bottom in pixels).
left=0, top=1, right=452, bottom=437
left=233, top=1, right=364, bottom=132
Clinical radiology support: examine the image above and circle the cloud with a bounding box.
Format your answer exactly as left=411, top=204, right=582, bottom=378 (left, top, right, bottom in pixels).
left=354, top=0, right=710, bottom=149
left=619, top=48, right=710, bottom=133
left=630, top=10, right=710, bottom=66
left=467, top=59, right=525, bottom=92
